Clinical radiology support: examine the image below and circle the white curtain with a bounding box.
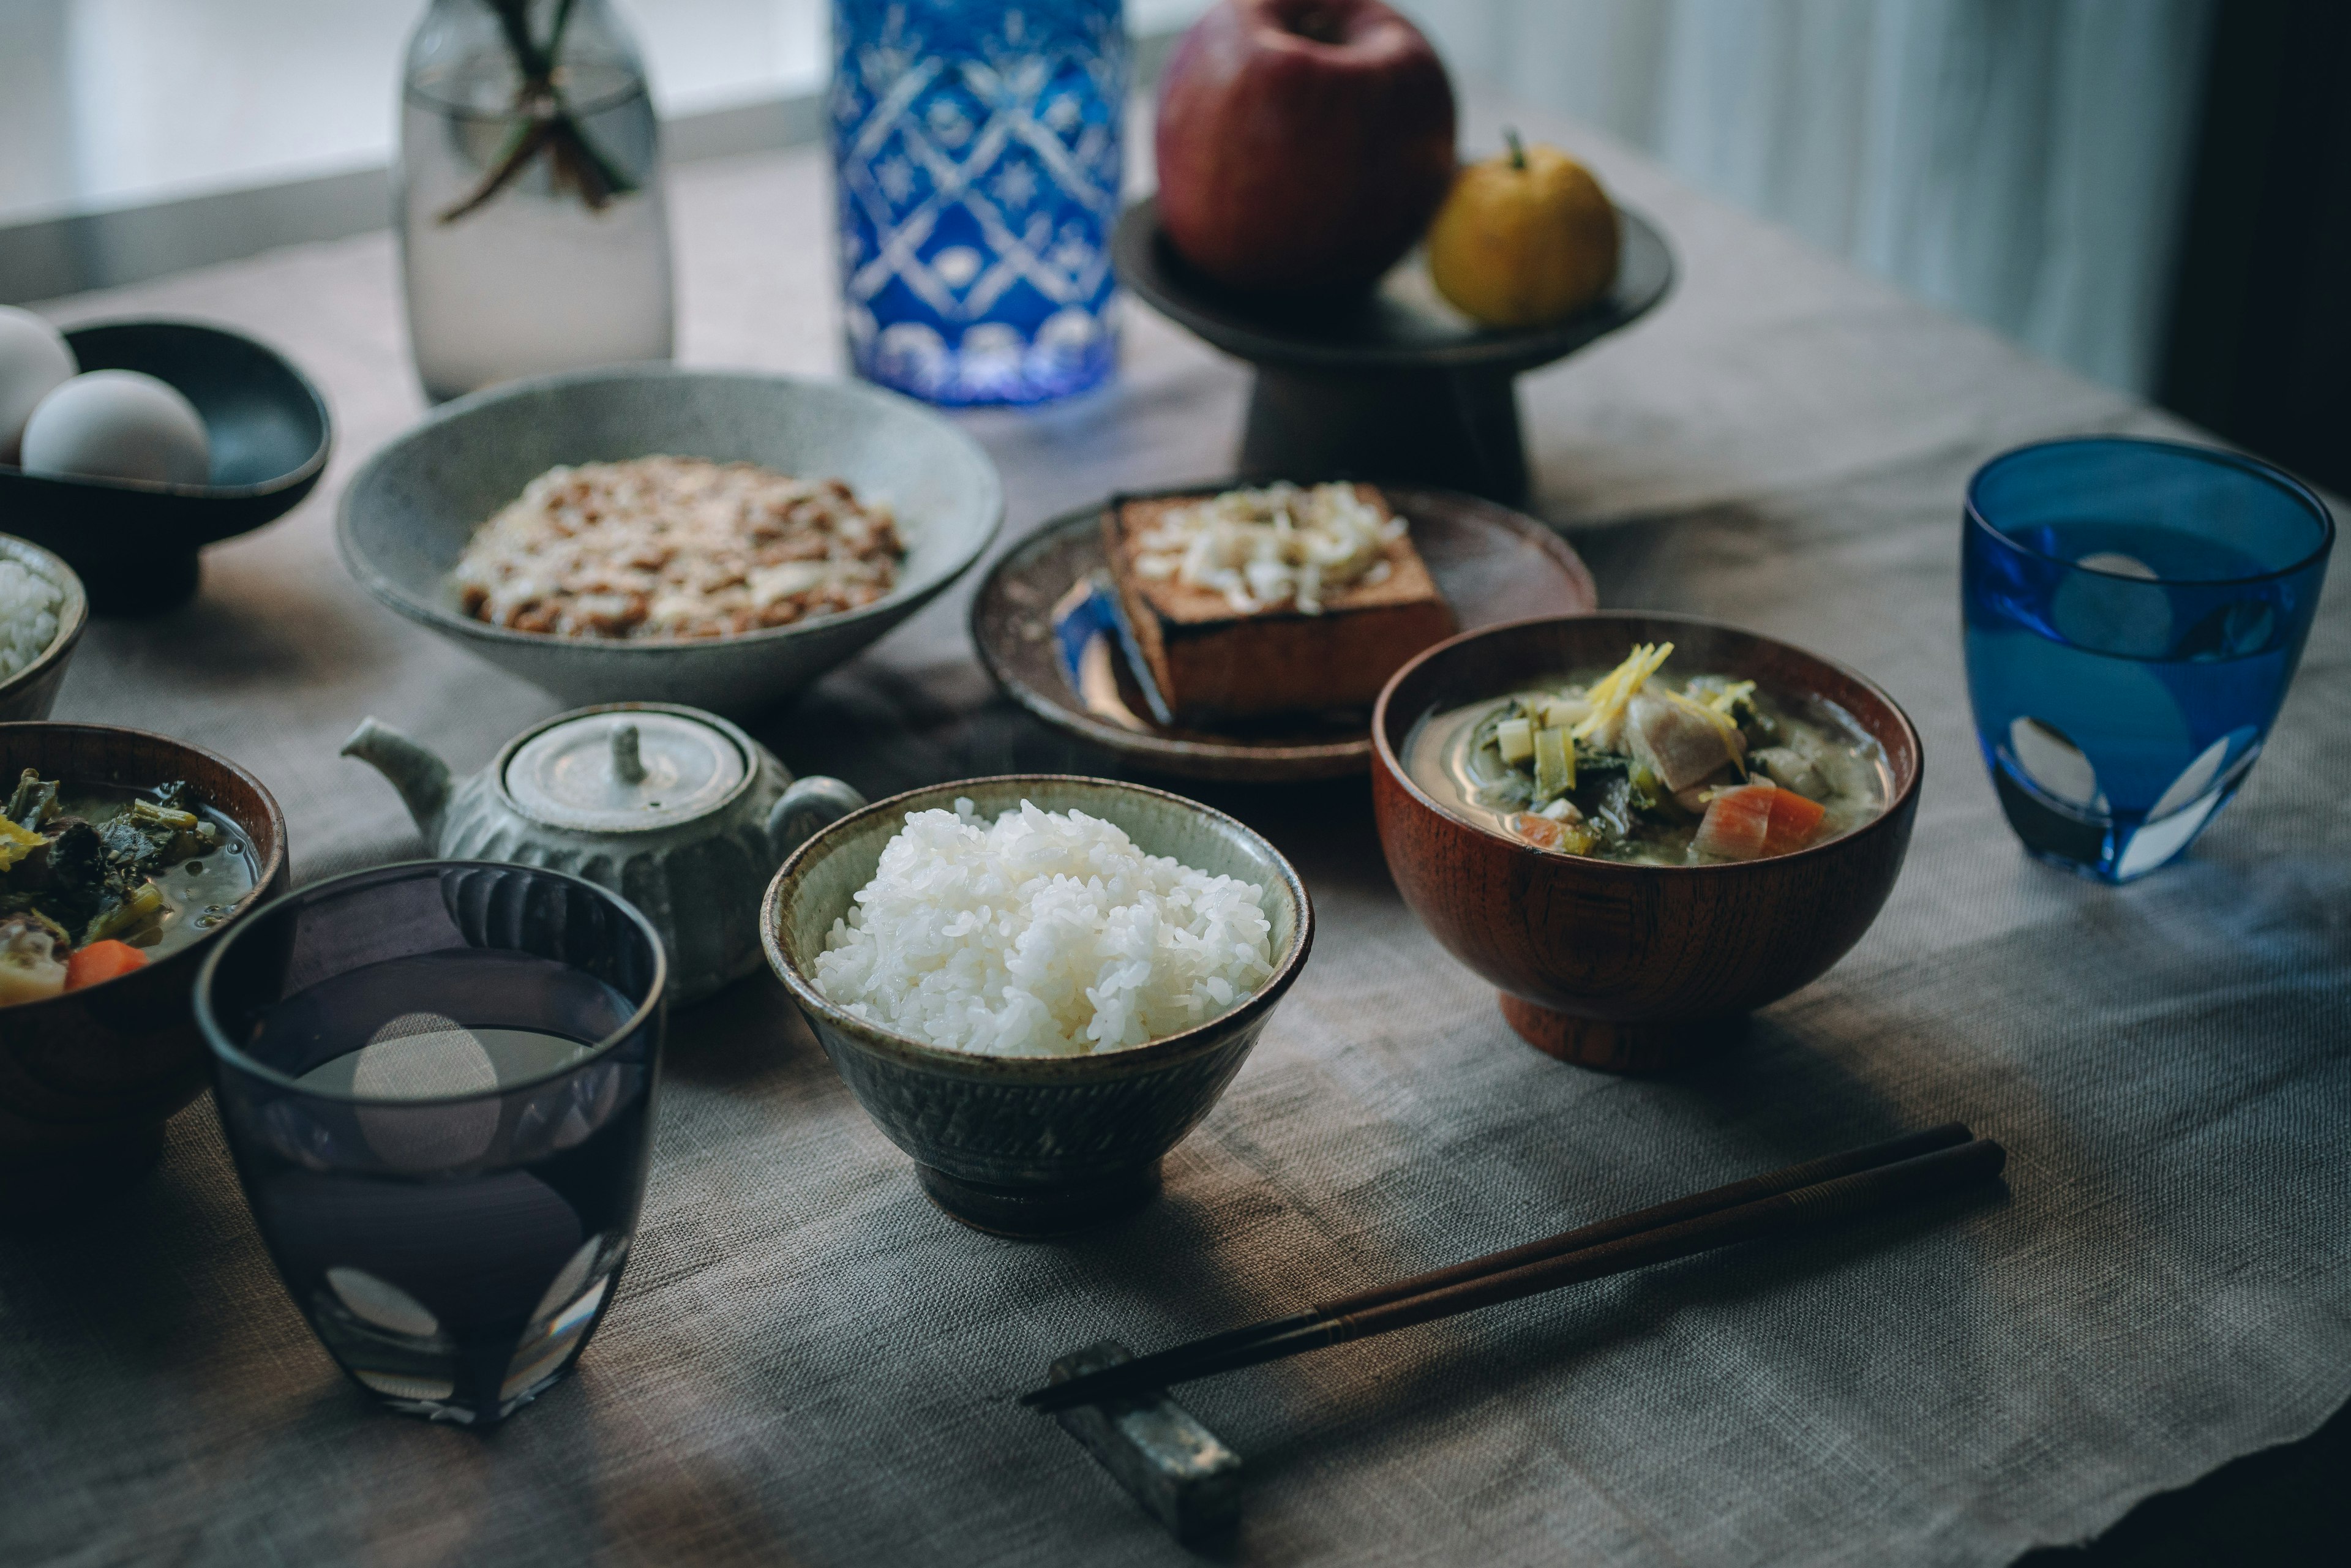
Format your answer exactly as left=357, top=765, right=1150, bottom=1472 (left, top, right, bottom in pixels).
left=1397, top=0, right=2216, bottom=395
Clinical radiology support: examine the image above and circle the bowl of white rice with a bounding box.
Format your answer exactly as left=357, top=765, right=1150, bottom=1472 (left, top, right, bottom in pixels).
left=762, top=775, right=1313, bottom=1236
left=0, top=534, right=88, bottom=722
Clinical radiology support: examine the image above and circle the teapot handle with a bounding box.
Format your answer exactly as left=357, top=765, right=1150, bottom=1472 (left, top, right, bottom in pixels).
left=766, top=776, right=866, bottom=865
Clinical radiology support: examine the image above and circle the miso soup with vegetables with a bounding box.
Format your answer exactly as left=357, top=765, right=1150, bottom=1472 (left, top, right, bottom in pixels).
left=1406, top=643, right=1890, bottom=865
left=0, top=768, right=258, bottom=1007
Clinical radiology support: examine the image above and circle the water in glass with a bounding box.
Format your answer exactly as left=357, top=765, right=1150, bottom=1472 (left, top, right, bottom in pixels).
left=1962, top=440, right=2331, bottom=882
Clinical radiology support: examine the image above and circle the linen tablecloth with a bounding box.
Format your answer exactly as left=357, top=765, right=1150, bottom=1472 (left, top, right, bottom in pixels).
left=4, top=101, right=2346, bottom=1567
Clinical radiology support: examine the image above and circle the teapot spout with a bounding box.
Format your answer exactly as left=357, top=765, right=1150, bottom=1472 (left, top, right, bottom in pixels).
left=341, top=717, right=453, bottom=842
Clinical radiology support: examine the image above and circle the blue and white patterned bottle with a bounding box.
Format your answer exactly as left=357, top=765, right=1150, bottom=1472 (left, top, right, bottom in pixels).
left=830, top=1, right=1126, bottom=406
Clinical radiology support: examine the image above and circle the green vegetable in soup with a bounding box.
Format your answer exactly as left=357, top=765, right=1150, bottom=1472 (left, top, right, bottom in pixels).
left=6, top=771, right=57, bottom=831
left=0, top=768, right=255, bottom=1007
left=1532, top=726, right=1572, bottom=800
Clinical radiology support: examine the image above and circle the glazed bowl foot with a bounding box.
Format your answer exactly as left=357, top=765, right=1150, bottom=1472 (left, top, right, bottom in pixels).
left=915, top=1161, right=1163, bottom=1238
left=1498, top=993, right=1745, bottom=1074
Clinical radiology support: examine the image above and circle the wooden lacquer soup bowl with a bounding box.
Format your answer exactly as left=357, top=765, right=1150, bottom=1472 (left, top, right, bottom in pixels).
left=1371, top=613, right=1921, bottom=1072
left=0, top=724, right=289, bottom=1202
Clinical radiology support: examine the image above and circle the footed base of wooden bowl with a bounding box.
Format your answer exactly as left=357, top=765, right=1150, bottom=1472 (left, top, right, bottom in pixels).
left=0, top=1119, right=167, bottom=1220
left=915, top=1160, right=1163, bottom=1238
left=1499, top=994, right=1747, bottom=1074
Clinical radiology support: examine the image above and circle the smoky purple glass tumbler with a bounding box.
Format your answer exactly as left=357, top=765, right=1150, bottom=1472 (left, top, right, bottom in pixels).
left=195, top=861, right=667, bottom=1427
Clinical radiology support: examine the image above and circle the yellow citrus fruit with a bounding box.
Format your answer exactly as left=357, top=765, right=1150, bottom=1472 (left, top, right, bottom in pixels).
left=1427, top=135, right=1620, bottom=329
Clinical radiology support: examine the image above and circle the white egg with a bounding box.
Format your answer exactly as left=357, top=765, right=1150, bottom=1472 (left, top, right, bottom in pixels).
left=20, top=369, right=211, bottom=487
left=0, top=306, right=78, bottom=466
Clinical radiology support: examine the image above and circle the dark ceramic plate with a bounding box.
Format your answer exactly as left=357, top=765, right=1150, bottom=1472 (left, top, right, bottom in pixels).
left=970, top=482, right=1597, bottom=782
left=0, top=320, right=332, bottom=615
left=1113, top=196, right=1674, bottom=374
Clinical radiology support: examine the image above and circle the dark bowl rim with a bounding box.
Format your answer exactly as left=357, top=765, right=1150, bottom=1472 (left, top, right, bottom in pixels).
left=334, top=364, right=1007, bottom=659
left=190, top=858, right=670, bottom=1105
left=1965, top=435, right=2336, bottom=587
left=760, top=773, right=1316, bottom=1079
left=0, top=719, right=290, bottom=1013
left=1370, top=610, right=1924, bottom=876
left=0, top=316, right=334, bottom=500
left=0, top=534, right=91, bottom=703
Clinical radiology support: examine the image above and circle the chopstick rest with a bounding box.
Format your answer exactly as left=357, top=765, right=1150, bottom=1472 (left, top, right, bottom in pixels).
left=1027, top=1125, right=2003, bottom=1415
left=1046, top=1340, right=1242, bottom=1546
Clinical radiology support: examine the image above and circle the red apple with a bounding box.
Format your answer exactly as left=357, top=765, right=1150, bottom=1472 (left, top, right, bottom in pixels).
left=1155, top=0, right=1458, bottom=294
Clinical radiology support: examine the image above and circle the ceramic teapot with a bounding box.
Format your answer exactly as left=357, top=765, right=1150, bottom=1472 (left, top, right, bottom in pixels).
left=343, top=702, right=864, bottom=1005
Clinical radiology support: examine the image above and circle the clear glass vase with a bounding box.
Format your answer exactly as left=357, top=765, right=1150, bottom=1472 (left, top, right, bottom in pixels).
left=830, top=0, right=1127, bottom=406
left=397, top=0, right=675, bottom=403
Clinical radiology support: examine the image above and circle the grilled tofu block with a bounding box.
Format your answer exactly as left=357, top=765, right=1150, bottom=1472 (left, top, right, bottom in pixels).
left=1103, top=484, right=1456, bottom=722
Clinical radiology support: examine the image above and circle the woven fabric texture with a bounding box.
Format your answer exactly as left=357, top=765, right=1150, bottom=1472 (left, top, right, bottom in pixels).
left=2, top=102, right=2345, bottom=1568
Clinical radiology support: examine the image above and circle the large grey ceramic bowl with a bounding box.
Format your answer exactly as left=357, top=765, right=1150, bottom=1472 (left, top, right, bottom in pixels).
left=762, top=776, right=1314, bottom=1237
left=0, top=535, right=89, bottom=722
left=337, top=366, right=1004, bottom=715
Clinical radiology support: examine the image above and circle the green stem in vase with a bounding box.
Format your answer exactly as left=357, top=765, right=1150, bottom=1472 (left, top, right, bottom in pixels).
left=490, top=0, right=552, bottom=75
left=438, top=0, right=639, bottom=225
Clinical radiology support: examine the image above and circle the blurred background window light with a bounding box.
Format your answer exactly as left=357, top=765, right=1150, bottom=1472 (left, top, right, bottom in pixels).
left=0, top=0, right=2230, bottom=400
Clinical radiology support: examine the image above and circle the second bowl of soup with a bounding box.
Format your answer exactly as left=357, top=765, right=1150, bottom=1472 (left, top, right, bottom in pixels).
left=1371, top=613, right=1921, bottom=1071
left=1, top=722, right=289, bottom=1199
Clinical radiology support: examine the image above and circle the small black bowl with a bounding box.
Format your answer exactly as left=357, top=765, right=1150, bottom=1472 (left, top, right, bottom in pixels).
left=0, top=320, right=331, bottom=615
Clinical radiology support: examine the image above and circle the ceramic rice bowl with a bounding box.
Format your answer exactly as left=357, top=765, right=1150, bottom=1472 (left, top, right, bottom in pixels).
left=761, top=775, right=1313, bottom=1237
left=337, top=367, right=1003, bottom=715
left=0, top=535, right=88, bottom=722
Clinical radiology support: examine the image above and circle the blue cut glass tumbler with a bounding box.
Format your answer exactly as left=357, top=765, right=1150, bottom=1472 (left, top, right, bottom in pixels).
left=830, top=0, right=1125, bottom=405
left=1962, top=437, right=2333, bottom=882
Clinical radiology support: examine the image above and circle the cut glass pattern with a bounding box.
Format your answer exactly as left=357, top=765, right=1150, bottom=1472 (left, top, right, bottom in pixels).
left=831, top=1, right=1125, bottom=405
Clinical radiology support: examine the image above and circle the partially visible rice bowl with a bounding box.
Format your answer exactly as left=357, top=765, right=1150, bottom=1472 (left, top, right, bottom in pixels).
left=0, top=557, right=63, bottom=683
left=814, top=798, right=1275, bottom=1057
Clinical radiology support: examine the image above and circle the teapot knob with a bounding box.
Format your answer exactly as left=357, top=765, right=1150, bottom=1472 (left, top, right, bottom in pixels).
left=767, top=776, right=866, bottom=864
left=611, top=724, right=647, bottom=784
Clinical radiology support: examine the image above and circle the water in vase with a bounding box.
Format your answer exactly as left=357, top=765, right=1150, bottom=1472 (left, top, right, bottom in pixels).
left=399, top=56, right=674, bottom=401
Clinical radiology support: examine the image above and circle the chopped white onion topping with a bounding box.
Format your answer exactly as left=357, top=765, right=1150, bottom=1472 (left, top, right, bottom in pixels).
left=1131, top=482, right=1404, bottom=615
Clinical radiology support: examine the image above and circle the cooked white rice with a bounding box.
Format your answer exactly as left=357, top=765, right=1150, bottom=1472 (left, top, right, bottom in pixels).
left=814, top=798, right=1275, bottom=1057
left=0, top=558, right=62, bottom=683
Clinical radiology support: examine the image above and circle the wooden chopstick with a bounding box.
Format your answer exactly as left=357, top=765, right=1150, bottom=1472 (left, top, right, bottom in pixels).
left=1024, top=1129, right=2001, bottom=1413
left=1024, top=1123, right=1970, bottom=1411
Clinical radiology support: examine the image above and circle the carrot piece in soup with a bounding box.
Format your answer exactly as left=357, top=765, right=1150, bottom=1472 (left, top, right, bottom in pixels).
left=1760, top=787, right=1828, bottom=856
left=1694, top=784, right=1829, bottom=861
left=64, top=939, right=149, bottom=991
left=1692, top=786, right=1775, bottom=860
left=1507, top=812, right=1565, bottom=850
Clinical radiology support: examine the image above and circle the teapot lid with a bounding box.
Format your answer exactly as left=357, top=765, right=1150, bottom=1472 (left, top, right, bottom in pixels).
left=504, top=709, right=748, bottom=833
